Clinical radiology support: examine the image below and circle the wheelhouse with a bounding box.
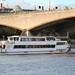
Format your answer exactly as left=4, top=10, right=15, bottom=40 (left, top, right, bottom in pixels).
left=8, top=36, right=19, bottom=41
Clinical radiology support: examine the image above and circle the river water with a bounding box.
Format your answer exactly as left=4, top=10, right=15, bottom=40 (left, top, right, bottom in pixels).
left=0, top=49, right=75, bottom=75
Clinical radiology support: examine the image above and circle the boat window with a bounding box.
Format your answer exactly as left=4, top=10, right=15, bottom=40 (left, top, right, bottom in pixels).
left=35, top=38, right=45, bottom=41
left=14, top=45, right=55, bottom=48
left=56, top=42, right=65, bottom=45
left=42, top=45, right=46, bottom=48
left=10, top=38, right=14, bottom=41
left=47, top=37, right=55, bottom=41
left=14, top=37, right=19, bottom=41
left=30, top=38, right=45, bottom=41
left=21, top=38, right=29, bottom=41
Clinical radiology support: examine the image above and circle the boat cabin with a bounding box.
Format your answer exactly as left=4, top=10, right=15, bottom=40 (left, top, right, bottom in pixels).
left=8, top=36, right=57, bottom=42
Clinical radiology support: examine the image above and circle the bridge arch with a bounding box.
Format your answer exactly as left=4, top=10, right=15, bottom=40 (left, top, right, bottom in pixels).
left=0, top=9, right=75, bottom=38
left=31, top=16, right=75, bottom=37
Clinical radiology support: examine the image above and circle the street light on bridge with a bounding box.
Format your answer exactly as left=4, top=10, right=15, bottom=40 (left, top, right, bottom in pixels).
left=1, top=0, right=6, bottom=8
left=49, top=0, right=51, bottom=11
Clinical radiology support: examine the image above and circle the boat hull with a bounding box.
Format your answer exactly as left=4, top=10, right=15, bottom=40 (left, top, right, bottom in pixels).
left=0, top=47, right=70, bottom=55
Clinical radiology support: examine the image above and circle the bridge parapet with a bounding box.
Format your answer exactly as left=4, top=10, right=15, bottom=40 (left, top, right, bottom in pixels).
left=0, top=8, right=75, bottom=16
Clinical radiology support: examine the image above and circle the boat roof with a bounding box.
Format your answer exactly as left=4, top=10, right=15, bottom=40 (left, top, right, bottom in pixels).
left=8, top=35, right=19, bottom=38
left=8, top=35, right=56, bottom=38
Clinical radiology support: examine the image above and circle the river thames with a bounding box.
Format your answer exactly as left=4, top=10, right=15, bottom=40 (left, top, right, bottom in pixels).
left=0, top=48, right=75, bottom=75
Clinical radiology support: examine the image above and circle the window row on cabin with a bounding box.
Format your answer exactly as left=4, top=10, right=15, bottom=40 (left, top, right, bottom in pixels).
left=14, top=45, right=55, bottom=48
left=46, top=37, right=55, bottom=41
left=9, top=37, right=56, bottom=41
left=20, top=38, right=45, bottom=41
left=10, top=38, right=45, bottom=41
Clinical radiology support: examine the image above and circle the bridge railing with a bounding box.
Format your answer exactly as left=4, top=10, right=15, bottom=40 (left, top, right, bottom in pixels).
left=0, top=8, right=75, bottom=16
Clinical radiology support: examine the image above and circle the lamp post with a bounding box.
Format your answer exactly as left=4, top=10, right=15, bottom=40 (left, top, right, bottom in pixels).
left=49, top=0, right=50, bottom=11
left=2, top=0, right=6, bottom=8
left=34, top=5, right=36, bottom=11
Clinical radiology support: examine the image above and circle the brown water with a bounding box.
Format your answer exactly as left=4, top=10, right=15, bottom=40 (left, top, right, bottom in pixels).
left=0, top=49, right=75, bottom=75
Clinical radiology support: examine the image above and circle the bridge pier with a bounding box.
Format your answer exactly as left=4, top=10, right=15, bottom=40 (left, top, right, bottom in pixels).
left=21, top=29, right=32, bottom=36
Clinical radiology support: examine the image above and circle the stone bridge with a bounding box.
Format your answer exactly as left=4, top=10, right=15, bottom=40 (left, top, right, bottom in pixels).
left=0, top=9, right=75, bottom=31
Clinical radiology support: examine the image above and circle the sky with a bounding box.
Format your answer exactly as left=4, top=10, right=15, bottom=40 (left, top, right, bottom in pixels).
left=0, top=0, right=75, bottom=10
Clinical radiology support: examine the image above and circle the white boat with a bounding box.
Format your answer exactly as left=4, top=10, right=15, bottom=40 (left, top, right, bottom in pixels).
left=0, top=35, right=70, bottom=54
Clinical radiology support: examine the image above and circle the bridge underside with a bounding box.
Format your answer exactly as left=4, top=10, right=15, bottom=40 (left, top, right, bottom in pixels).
left=0, top=17, right=75, bottom=39
left=0, top=25, right=21, bottom=40
left=30, top=17, right=75, bottom=38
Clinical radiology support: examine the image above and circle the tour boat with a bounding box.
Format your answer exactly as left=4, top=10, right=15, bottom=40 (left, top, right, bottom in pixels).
left=0, top=35, right=70, bottom=54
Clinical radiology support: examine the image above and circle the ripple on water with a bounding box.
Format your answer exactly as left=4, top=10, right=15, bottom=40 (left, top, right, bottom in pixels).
left=0, top=49, right=75, bottom=75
